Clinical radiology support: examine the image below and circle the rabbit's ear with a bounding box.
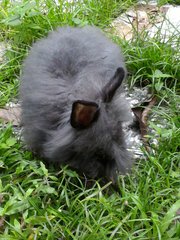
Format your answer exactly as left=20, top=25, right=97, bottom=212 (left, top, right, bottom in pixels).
left=102, top=67, right=125, bottom=102
left=70, top=100, right=99, bottom=129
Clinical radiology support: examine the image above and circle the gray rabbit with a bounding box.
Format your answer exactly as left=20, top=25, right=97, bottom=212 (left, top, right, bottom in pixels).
left=20, top=26, right=133, bottom=183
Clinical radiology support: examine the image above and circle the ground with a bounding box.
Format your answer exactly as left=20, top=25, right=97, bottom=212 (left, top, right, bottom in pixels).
left=0, top=0, right=179, bottom=239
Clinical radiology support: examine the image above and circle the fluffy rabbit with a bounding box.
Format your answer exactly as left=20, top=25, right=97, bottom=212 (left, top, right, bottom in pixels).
left=20, top=26, right=133, bottom=183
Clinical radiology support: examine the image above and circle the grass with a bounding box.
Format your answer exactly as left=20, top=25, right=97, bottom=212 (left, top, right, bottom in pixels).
left=115, top=34, right=180, bottom=89
left=0, top=0, right=180, bottom=239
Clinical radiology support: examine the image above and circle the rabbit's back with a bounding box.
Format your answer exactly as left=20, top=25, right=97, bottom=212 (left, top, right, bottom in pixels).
left=20, top=26, right=125, bottom=150
left=20, top=27, right=132, bottom=181
left=22, top=26, right=125, bottom=86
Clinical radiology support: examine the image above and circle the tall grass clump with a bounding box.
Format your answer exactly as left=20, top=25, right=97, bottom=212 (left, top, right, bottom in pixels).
left=114, top=32, right=180, bottom=90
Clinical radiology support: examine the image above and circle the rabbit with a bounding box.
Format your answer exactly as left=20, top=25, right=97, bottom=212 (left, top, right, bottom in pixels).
left=20, top=26, right=134, bottom=183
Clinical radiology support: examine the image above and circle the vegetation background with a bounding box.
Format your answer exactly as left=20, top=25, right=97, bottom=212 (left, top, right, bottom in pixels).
left=0, top=0, right=179, bottom=239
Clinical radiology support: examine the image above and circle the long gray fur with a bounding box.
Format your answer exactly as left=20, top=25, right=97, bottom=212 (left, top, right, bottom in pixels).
left=20, top=26, right=133, bottom=183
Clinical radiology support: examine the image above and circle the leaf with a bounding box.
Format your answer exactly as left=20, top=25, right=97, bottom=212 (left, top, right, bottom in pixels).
left=0, top=161, right=5, bottom=169
left=15, top=161, right=29, bottom=174
left=2, top=15, right=22, bottom=26
left=161, top=129, right=173, bottom=138
left=6, top=138, right=17, bottom=147
left=14, top=219, right=21, bottom=231
left=170, top=171, right=180, bottom=178
left=0, top=143, right=9, bottom=149
left=26, top=215, right=55, bottom=225
left=21, top=2, right=36, bottom=14
left=153, top=69, right=172, bottom=79
left=2, top=200, right=30, bottom=216
left=39, top=186, right=57, bottom=195
left=64, top=169, right=79, bottom=178
left=72, top=17, right=82, bottom=25
left=40, top=162, right=48, bottom=176
left=0, top=208, right=4, bottom=217
left=30, top=166, right=44, bottom=176
left=72, top=18, right=88, bottom=26
left=155, top=81, right=164, bottom=92
left=49, top=175, right=58, bottom=181
left=25, top=188, right=34, bottom=197
left=28, top=10, right=41, bottom=18
left=29, top=24, right=42, bottom=29
left=161, top=200, right=180, bottom=233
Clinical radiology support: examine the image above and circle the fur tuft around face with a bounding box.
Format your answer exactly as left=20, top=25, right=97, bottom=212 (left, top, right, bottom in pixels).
left=20, top=26, right=133, bottom=183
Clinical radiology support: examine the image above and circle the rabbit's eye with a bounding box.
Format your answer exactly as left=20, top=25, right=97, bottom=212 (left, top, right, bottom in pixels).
left=102, top=67, right=125, bottom=102
left=70, top=100, right=99, bottom=129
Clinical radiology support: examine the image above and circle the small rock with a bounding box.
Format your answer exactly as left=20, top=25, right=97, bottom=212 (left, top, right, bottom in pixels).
left=0, top=103, right=21, bottom=126
left=110, top=1, right=180, bottom=46
left=148, top=5, right=180, bottom=47
left=111, top=20, right=133, bottom=40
